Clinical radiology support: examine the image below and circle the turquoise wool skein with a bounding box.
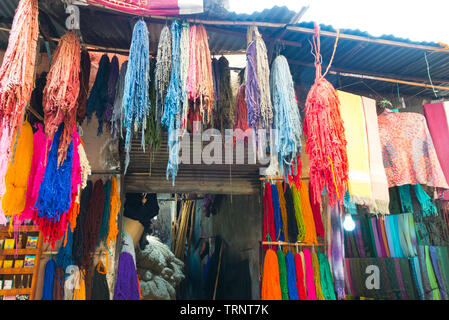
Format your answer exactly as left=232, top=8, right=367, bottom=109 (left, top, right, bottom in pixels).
left=270, top=55, right=302, bottom=178
left=122, top=20, right=150, bottom=174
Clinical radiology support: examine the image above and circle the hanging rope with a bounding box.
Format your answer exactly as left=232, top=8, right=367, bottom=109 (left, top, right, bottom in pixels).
left=162, top=19, right=182, bottom=184
left=87, top=54, right=110, bottom=136
left=186, top=24, right=214, bottom=124
left=103, top=56, right=119, bottom=131
left=110, top=60, right=128, bottom=138
left=304, top=23, right=348, bottom=209
left=77, top=50, right=91, bottom=125
left=43, top=31, right=81, bottom=165
left=155, top=25, right=172, bottom=124
left=122, top=20, right=150, bottom=175
left=247, top=26, right=273, bottom=129
left=270, top=55, right=302, bottom=179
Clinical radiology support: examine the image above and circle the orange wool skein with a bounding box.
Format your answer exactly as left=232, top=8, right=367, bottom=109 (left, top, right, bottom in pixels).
left=2, top=120, right=33, bottom=218
left=106, top=176, right=120, bottom=247
left=261, top=248, right=282, bottom=300
left=298, top=180, right=318, bottom=245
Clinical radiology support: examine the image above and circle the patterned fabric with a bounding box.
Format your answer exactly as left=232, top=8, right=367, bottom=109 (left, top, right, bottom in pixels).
left=378, top=109, right=449, bottom=189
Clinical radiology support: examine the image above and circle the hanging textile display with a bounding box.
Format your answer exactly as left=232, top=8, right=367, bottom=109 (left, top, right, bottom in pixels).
left=318, top=252, right=337, bottom=300
left=77, top=50, right=91, bottom=125
left=263, top=182, right=275, bottom=250
left=284, top=183, right=299, bottom=242
left=271, top=184, right=284, bottom=241
left=98, top=179, right=112, bottom=245
left=311, top=251, right=325, bottom=300
left=298, top=181, right=318, bottom=245
left=247, top=26, right=273, bottom=129
left=338, top=90, right=374, bottom=209
left=87, top=54, right=110, bottom=136
left=82, top=179, right=105, bottom=267
left=186, top=24, right=214, bottom=124
left=362, top=96, right=390, bottom=214
left=155, top=25, right=172, bottom=124
left=276, top=182, right=289, bottom=246
left=285, top=251, right=298, bottom=300
left=378, top=109, right=449, bottom=189
left=179, top=20, right=190, bottom=131
left=103, top=56, right=119, bottom=131
left=43, top=31, right=81, bottom=164
left=113, top=252, right=140, bottom=300
left=291, top=183, right=306, bottom=242
left=233, top=84, right=251, bottom=142
left=215, top=56, right=234, bottom=132
left=294, top=252, right=307, bottom=300
left=304, top=23, right=348, bottom=209
left=261, top=248, right=282, bottom=300
left=72, top=270, right=86, bottom=300
left=92, top=262, right=110, bottom=300
left=0, top=0, right=39, bottom=225
left=72, top=180, right=92, bottom=266
left=122, top=20, right=150, bottom=175
left=277, top=248, right=289, bottom=300
left=270, top=55, right=302, bottom=178
left=303, top=248, right=317, bottom=300
left=2, top=120, right=33, bottom=220
left=56, top=226, right=75, bottom=272
left=162, top=19, right=182, bottom=183
left=106, top=176, right=120, bottom=248
left=111, top=61, right=128, bottom=138
left=42, top=259, right=56, bottom=300
left=309, top=182, right=325, bottom=238
left=245, top=40, right=261, bottom=129
left=330, top=205, right=345, bottom=299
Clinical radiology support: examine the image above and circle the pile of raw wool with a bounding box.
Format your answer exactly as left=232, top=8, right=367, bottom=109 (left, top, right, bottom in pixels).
left=136, top=236, right=184, bottom=300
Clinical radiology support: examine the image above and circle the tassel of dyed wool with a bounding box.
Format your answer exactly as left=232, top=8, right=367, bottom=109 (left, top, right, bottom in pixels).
left=247, top=26, right=273, bottom=128
left=35, top=124, right=73, bottom=223
left=87, top=54, right=110, bottom=136
left=233, top=84, right=251, bottom=144
left=270, top=55, right=302, bottom=179
left=162, top=19, right=182, bottom=183
left=217, top=56, right=234, bottom=132
left=245, top=41, right=261, bottom=129
left=82, top=179, right=105, bottom=267
left=145, top=58, right=161, bottom=169
left=155, top=25, right=172, bottom=123
left=298, top=181, right=317, bottom=245
left=291, top=183, right=306, bottom=242
left=311, top=251, right=325, bottom=300
left=0, top=0, right=39, bottom=139
left=179, top=20, right=190, bottom=131
left=103, top=56, right=119, bottom=131
left=186, top=24, right=214, bottom=124
left=304, top=23, right=348, bottom=209
left=42, top=31, right=81, bottom=164
left=309, top=182, right=325, bottom=239
left=98, top=179, right=112, bottom=245
left=77, top=50, right=91, bottom=125
left=111, top=61, right=128, bottom=138
left=106, top=176, right=120, bottom=248
left=263, top=182, right=275, bottom=251
left=261, top=249, right=282, bottom=300
left=122, top=20, right=150, bottom=174
left=2, top=120, right=33, bottom=220
left=72, top=180, right=92, bottom=266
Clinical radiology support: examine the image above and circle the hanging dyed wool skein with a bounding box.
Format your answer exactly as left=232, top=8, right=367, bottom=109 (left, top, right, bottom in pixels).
left=98, top=179, right=112, bottom=245
left=77, top=50, right=91, bottom=125
left=42, top=31, right=81, bottom=165
left=122, top=20, right=150, bottom=174
left=179, top=20, right=190, bottom=131
left=155, top=25, right=172, bottom=124
left=0, top=0, right=39, bottom=225
left=245, top=40, right=261, bottom=129
left=216, top=56, right=234, bottom=132
left=106, top=176, right=120, bottom=248
left=162, top=19, right=182, bottom=184
left=145, top=58, right=161, bottom=170
left=103, top=56, right=119, bottom=131
left=304, top=23, right=348, bottom=209
left=87, top=54, right=110, bottom=136
left=186, top=24, right=214, bottom=124
left=72, top=180, right=92, bottom=266
left=270, top=55, right=302, bottom=179
left=111, top=60, right=128, bottom=138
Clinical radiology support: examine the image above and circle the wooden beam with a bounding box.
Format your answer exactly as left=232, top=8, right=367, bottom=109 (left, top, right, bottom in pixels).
left=329, top=70, right=449, bottom=91
left=287, top=58, right=449, bottom=85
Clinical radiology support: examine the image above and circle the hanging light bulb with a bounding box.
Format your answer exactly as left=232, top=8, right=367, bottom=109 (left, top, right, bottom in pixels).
left=343, top=213, right=356, bottom=231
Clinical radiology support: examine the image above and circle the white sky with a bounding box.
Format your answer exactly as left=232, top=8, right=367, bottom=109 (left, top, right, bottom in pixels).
left=228, top=0, right=449, bottom=44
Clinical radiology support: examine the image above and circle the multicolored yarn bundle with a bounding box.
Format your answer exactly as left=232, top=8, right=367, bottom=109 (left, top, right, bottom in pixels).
left=42, top=31, right=81, bottom=165
left=304, top=23, right=348, bottom=208
left=122, top=20, right=150, bottom=174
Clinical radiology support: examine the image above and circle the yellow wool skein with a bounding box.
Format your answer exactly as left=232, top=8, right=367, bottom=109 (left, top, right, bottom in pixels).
left=2, top=120, right=33, bottom=218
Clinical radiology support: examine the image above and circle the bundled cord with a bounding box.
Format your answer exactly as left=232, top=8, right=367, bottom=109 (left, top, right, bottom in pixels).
left=122, top=20, right=150, bottom=174
left=270, top=55, right=302, bottom=179
left=155, top=25, right=172, bottom=123
left=43, top=31, right=81, bottom=164
left=87, top=54, right=110, bottom=136
left=162, top=19, right=182, bottom=184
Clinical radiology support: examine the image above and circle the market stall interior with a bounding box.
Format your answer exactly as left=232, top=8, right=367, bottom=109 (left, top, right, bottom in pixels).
left=0, top=0, right=448, bottom=300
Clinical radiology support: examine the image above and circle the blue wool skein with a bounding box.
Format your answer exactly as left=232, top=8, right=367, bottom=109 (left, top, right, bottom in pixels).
left=270, top=55, right=302, bottom=179
left=161, top=19, right=182, bottom=184
left=122, top=20, right=150, bottom=174
left=36, top=124, right=73, bottom=222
